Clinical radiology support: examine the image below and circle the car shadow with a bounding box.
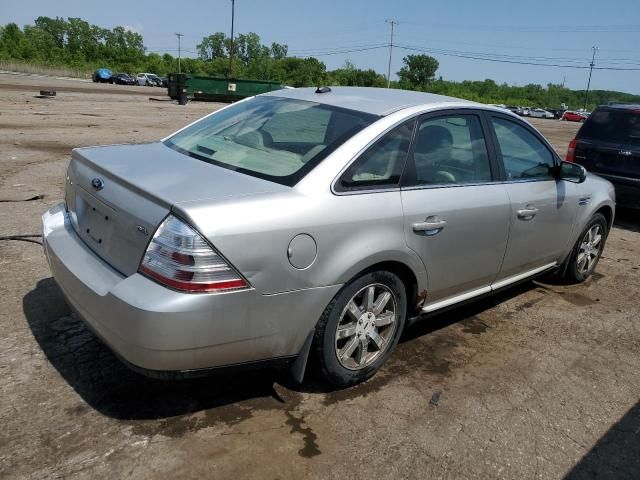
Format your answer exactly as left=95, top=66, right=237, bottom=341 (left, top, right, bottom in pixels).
left=401, top=281, right=535, bottom=343
left=564, top=399, right=640, bottom=479
left=613, top=207, right=640, bottom=233
left=285, top=281, right=538, bottom=395
left=23, top=278, right=288, bottom=421
left=22, top=277, right=546, bottom=417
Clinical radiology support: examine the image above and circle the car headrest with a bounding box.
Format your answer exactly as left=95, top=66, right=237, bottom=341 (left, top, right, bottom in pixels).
left=415, top=125, right=453, bottom=154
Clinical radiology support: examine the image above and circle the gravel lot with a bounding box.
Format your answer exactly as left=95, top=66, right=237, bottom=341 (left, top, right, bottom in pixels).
left=1, top=74, right=639, bottom=480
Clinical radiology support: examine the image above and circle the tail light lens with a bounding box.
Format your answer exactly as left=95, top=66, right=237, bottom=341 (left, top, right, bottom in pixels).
left=566, top=138, right=577, bottom=162
left=139, top=215, right=248, bottom=292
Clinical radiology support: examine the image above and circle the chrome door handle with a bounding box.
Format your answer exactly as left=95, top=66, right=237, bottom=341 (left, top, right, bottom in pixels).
left=517, top=206, right=539, bottom=220
left=413, top=218, right=447, bottom=233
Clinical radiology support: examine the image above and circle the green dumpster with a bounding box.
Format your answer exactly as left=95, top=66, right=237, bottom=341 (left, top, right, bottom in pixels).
left=167, top=74, right=285, bottom=102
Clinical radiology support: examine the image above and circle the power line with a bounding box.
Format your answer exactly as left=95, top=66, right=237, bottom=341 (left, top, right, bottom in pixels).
left=395, top=20, right=640, bottom=33
left=288, top=43, right=387, bottom=54
left=397, top=43, right=640, bottom=66
left=396, top=44, right=640, bottom=71
left=290, top=45, right=388, bottom=57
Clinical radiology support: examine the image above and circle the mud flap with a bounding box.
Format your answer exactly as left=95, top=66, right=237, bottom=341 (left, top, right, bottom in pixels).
left=290, top=329, right=315, bottom=384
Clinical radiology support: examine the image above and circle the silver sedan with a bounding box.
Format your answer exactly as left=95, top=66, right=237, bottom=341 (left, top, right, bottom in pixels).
left=42, top=87, right=615, bottom=387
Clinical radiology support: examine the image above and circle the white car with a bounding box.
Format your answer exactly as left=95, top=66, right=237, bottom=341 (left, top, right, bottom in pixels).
left=529, top=108, right=555, bottom=119
left=136, top=73, right=160, bottom=87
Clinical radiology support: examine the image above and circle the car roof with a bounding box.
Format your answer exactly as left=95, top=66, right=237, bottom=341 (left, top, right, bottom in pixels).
left=599, top=103, right=640, bottom=111
left=262, top=86, right=477, bottom=116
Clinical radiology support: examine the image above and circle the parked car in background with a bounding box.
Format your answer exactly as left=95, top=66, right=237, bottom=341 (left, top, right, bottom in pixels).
left=512, top=107, right=531, bottom=117
left=529, top=108, right=555, bottom=119
left=136, top=73, right=161, bottom=86
left=562, top=111, right=588, bottom=122
left=110, top=73, right=135, bottom=85
left=567, top=103, right=640, bottom=208
left=547, top=109, right=566, bottom=119
left=160, top=76, right=168, bottom=88
left=42, top=87, right=615, bottom=387
left=92, top=68, right=112, bottom=83
left=147, top=74, right=163, bottom=87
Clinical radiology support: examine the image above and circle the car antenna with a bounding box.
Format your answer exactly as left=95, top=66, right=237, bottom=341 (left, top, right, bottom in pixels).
left=315, top=86, right=331, bottom=94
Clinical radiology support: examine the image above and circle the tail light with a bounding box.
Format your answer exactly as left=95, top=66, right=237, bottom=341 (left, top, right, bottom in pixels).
left=139, top=215, right=248, bottom=292
left=566, top=138, right=577, bottom=162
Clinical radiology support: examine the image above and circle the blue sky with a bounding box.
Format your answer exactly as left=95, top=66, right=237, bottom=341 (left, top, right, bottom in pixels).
left=3, top=0, right=640, bottom=94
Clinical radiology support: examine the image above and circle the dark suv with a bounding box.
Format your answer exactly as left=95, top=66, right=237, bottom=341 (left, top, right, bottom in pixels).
left=567, top=104, right=640, bottom=208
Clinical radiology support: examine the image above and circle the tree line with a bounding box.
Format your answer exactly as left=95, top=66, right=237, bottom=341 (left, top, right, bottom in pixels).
left=1, top=16, right=639, bottom=109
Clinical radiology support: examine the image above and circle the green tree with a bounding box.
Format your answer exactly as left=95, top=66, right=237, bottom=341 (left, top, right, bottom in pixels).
left=397, top=54, right=439, bottom=89
left=197, top=33, right=226, bottom=61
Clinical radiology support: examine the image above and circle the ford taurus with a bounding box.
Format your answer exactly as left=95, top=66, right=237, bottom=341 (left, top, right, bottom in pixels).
left=42, top=87, right=615, bottom=387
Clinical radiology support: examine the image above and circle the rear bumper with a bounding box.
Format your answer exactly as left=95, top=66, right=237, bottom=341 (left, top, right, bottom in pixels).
left=42, top=203, right=340, bottom=374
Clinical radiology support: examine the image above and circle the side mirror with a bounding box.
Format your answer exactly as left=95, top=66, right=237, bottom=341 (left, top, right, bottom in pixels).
left=558, top=160, right=587, bottom=183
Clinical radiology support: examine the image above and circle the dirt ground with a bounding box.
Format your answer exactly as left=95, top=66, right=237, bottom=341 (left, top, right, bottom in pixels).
left=1, top=73, right=639, bottom=480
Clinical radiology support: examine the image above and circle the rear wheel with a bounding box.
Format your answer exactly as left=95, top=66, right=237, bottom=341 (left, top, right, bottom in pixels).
left=312, top=270, right=406, bottom=387
left=564, top=213, right=607, bottom=283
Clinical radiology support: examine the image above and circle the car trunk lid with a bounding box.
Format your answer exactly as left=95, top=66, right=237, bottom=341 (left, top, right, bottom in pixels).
left=65, top=142, right=287, bottom=276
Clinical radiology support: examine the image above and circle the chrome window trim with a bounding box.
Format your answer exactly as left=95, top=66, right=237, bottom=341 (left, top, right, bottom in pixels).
left=400, top=180, right=504, bottom=192
left=498, top=177, right=557, bottom=185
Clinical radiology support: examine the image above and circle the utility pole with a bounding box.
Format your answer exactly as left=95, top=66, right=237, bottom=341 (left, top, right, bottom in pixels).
left=229, top=0, right=235, bottom=79
left=175, top=32, right=184, bottom=73
left=385, top=19, right=398, bottom=88
left=583, top=46, right=598, bottom=111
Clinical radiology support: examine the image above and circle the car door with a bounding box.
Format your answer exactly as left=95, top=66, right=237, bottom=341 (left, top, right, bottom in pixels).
left=400, top=110, right=511, bottom=308
left=486, top=113, right=579, bottom=280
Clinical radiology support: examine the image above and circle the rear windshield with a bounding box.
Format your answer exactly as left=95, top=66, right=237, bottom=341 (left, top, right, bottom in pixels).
left=165, top=96, right=377, bottom=186
left=579, top=108, right=640, bottom=143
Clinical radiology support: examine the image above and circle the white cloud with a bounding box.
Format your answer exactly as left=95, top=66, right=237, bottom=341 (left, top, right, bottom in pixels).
left=123, top=23, right=143, bottom=34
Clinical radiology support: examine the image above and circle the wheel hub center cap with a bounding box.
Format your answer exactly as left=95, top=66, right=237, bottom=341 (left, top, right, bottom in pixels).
left=357, top=312, right=376, bottom=335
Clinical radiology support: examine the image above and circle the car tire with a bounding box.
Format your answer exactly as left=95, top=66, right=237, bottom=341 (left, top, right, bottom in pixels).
left=312, top=270, right=407, bottom=387
left=564, top=213, right=608, bottom=283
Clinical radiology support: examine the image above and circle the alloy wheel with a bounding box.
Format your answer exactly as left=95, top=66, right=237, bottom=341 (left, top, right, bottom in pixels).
left=334, top=283, right=398, bottom=370
left=577, top=224, right=603, bottom=275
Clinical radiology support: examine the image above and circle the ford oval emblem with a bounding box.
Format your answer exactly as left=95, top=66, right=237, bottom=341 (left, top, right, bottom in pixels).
left=91, top=177, right=104, bottom=190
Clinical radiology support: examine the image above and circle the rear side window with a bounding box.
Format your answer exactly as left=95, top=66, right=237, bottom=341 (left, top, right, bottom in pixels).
left=406, top=114, right=492, bottom=186
left=337, top=120, right=414, bottom=191
left=491, top=117, right=555, bottom=180
left=580, top=108, right=640, bottom=142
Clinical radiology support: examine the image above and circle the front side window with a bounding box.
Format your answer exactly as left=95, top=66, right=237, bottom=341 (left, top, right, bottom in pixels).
left=337, top=120, right=414, bottom=191
left=491, top=117, right=555, bottom=180
left=165, top=96, right=377, bottom=186
left=406, top=114, right=492, bottom=186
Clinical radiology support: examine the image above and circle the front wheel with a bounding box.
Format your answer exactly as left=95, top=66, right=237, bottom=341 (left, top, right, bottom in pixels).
left=312, top=270, right=407, bottom=387
left=564, top=213, right=607, bottom=283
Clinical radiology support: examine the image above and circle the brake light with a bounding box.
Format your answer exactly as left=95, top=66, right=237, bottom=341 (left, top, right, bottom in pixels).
left=139, top=215, right=248, bottom=292
left=566, top=138, right=577, bottom=162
